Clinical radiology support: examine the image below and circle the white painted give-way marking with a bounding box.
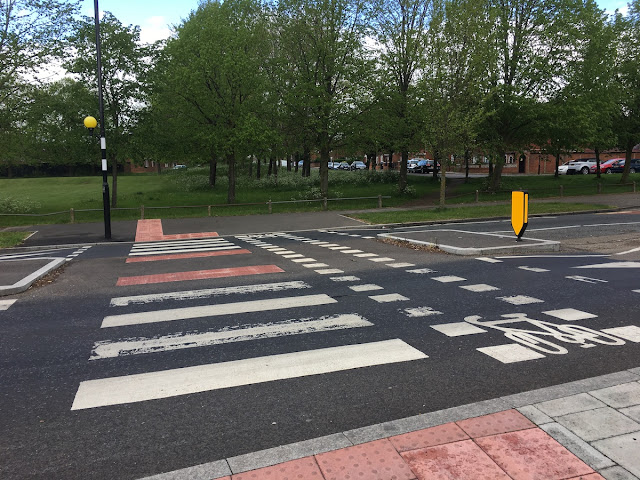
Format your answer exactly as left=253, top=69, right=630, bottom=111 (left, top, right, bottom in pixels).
left=72, top=339, right=427, bottom=410
left=91, top=314, right=373, bottom=360
left=102, top=294, right=337, bottom=328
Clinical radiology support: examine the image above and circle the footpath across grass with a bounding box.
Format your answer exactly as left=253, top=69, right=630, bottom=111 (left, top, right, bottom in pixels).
left=0, top=232, right=32, bottom=248
left=349, top=202, right=613, bottom=224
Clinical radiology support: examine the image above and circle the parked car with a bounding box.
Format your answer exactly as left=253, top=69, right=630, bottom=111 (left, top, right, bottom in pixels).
left=407, top=159, right=421, bottom=173
left=566, top=158, right=596, bottom=175
left=416, top=159, right=440, bottom=173
left=597, top=158, right=622, bottom=174
left=558, top=161, right=571, bottom=174
left=328, top=161, right=339, bottom=169
left=172, top=164, right=187, bottom=170
left=338, top=161, right=351, bottom=170
left=609, top=159, right=640, bottom=173
left=350, top=161, right=367, bottom=170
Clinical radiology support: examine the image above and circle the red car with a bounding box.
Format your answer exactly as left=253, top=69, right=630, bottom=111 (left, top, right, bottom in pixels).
left=598, top=158, right=624, bottom=174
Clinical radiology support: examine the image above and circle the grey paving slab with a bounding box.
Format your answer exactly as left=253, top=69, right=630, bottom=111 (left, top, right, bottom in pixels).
left=137, top=460, right=231, bottom=480
left=620, top=405, right=640, bottom=423
left=590, top=382, right=640, bottom=409
left=600, top=466, right=640, bottom=480
left=628, top=368, right=640, bottom=377
left=516, top=405, right=553, bottom=425
left=535, top=393, right=606, bottom=418
left=227, top=433, right=351, bottom=474
left=593, top=432, right=640, bottom=477
left=556, top=407, right=640, bottom=442
left=539, top=422, right=615, bottom=470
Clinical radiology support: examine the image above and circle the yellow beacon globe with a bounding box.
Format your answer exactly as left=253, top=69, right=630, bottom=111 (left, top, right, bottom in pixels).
left=84, top=116, right=98, bottom=129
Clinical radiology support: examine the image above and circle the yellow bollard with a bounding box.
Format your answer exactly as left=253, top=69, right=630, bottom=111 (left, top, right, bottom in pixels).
left=511, top=191, right=529, bottom=241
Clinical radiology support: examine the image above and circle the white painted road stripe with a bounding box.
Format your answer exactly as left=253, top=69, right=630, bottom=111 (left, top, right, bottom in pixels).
left=91, top=314, right=374, bottom=360
left=291, top=258, right=316, bottom=263
left=542, top=308, right=597, bottom=321
left=315, top=269, right=344, bottom=275
left=132, top=239, right=230, bottom=248
left=386, top=263, right=415, bottom=268
left=459, top=284, right=499, bottom=292
left=476, top=257, right=502, bottom=263
left=432, top=276, right=466, bottom=283
left=102, top=294, right=337, bottom=328
left=496, top=295, right=544, bottom=305
left=349, top=284, right=383, bottom=292
left=369, top=293, right=409, bottom=303
left=616, top=247, right=640, bottom=255
left=0, top=299, right=17, bottom=311
left=109, top=281, right=311, bottom=307
left=330, top=276, right=360, bottom=282
left=518, top=266, right=550, bottom=273
left=369, top=257, right=395, bottom=262
left=129, top=246, right=241, bottom=256
left=72, top=339, right=428, bottom=410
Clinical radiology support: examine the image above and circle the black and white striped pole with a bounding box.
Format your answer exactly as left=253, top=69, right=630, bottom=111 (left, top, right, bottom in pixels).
left=83, top=0, right=111, bottom=239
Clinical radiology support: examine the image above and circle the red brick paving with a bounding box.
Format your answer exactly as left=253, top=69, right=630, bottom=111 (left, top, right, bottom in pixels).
left=125, top=249, right=251, bottom=263
left=116, top=265, right=283, bottom=286
left=133, top=219, right=219, bottom=242
left=227, top=411, right=600, bottom=480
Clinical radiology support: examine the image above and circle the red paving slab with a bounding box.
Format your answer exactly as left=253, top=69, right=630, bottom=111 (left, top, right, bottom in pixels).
left=125, top=249, right=251, bottom=263
left=401, top=439, right=511, bottom=480
left=133, top=219, right=219, bottom=242
left=389, top=423, right=469, bottom=452
left=231, top=457, right=324, bottom=479
left=316, top=439, right=416, bottom=480
left=475, top=428, right=595, bottom=480
left=116, top=265, right=283, bottom=286
left=456, top=409, right=536, bottom=438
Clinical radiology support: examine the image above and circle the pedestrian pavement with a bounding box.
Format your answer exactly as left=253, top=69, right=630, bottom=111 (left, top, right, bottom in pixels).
left=142, top=368, right=640, bottom=480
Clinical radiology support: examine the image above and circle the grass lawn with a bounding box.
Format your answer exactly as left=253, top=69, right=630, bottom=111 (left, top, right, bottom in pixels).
left=349, top=202, right=613, bottom=224
left=0, top=167, right=635, bottom=227
left=0, top=231, right=32, bottom=248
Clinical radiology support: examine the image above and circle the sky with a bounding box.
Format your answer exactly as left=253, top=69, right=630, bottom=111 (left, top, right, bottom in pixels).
left=83, top=0, right=632, bottom=44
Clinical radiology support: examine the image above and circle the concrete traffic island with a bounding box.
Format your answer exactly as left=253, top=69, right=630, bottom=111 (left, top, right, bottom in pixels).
left=378, top=229, right=560, bottom=256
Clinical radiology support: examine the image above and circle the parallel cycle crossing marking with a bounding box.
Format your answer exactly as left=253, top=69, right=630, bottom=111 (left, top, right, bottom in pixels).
left=116, top=265, right=283, bottom=286
left=72, top=339, right=427, bottom=410
left=109, top=281, right=312, bottom=307
left=91, top=314, right=373, bottom=360
left=102, top=294, right=338, bottom=328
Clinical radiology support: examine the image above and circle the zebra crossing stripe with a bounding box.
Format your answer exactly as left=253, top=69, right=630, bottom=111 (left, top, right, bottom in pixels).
left=90, top=314, right=373, bottom=360
left=129, top=245, right=240, bottom=256
left=126, top=249, right=251, bottom=263
left=116, top=265, right=283, bottom=286
left=109, top=281, right=311, bottom=307
left=132, top=238, right=231, bottom=248
left=71, top=339, right=427, bottom=410
left=102, top=294, right=337, bottom=328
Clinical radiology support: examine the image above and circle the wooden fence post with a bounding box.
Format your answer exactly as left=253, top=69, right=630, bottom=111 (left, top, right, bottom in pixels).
left=378, top=195, right=382, bottom=208
left=323, top=197, right=328, bottom=211
left=560, top=185, right=564, bottom=197
left=70, top=208, right=75, bottom=224
left=208, top=205, right=211, bottom=216
left=140, top=205, right=144, bottom=219
left=268, top=200, right=272, bottom=214
left=475, top=190, right=479, bottom=203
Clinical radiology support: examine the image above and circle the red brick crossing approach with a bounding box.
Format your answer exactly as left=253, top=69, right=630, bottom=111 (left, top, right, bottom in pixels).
left=134, top=219, right=220, bottom=242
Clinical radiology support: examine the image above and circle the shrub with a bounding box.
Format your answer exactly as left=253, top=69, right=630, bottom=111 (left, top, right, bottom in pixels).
left=0, top=196, right=41, bottom=214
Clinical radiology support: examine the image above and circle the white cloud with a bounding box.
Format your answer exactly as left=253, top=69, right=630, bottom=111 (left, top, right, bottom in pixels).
left=140, top=16, right=173, bottom=43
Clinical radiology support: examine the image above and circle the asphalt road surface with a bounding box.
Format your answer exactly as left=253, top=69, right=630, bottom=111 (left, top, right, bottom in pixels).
left=1, top=211, right=639, bottom=479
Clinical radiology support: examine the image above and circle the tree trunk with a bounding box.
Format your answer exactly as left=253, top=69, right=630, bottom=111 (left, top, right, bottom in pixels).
left=595, top=147, right=601, bottom=179
left=399, top=149, right=408, bottom=191
left=367, top=151, right=375, bottom=170
left=432, top=150, right=439, bottom=180
left=287, top=154, right=291, bottom=172
left=319, top=138, right=330, bottom=197
left=209, top=155, right=217, bottom=187
left=294, top=152, right=299, bottom=173
left=489, top=153, right=504, bottom=192
left=256, top=157, right=261, bottom=179
left=440, top=159, right=446, bottom=206
left=227, top=151, right=236, bottom=204
left=156, top=161, right=161, bottom=175
left=267, top=157, right=273, bottom=176
left=554, top=148, right=561, bottom=178
left=621, top=138, right=634, bottom=184
left=303, top=145, right=311, bottom=178
left=464, top=149, right=470, bottom=183
left=110, top=155, right=118, bottom=208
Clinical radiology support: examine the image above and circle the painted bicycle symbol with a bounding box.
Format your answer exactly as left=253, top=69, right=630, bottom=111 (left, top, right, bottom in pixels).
left=464, top=313, right=625, bottom=355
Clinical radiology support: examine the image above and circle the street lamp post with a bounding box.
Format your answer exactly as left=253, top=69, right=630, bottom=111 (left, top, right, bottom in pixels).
left=84, top=0, right=111, bottom=239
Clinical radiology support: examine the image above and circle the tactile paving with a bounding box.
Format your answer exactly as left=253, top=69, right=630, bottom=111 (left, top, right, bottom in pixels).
left=231, top=457, right=323, bottom=479
left=456, top=409, right=536, bottom=438
left=389, top=423, right=469, bottom=452
left=475, top=428, right=594, bottom=480
left=401, top=439, right=511, bottom=480
left=316, top=439, right=416, bottom=480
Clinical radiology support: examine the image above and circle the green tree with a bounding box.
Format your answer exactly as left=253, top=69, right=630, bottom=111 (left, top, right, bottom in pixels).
left=65, top=12, right=151, bottom=206
left=277, top=0, right=373, bottom=197
left=483, top=0, right=582, bottom=191
left=373, top=0, right=433, bottom=191
left=158, top=0, right=270, bottom=203
left=0, top=0, right=79, bottom=176
left=613, top=1, right=640, bottom=183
